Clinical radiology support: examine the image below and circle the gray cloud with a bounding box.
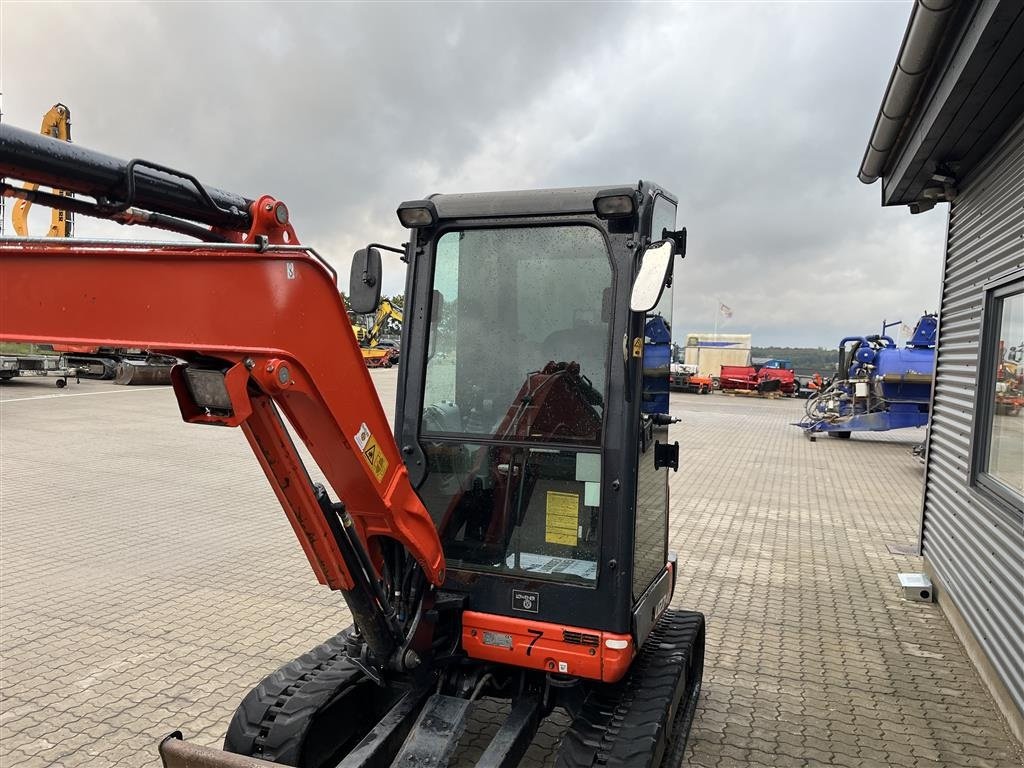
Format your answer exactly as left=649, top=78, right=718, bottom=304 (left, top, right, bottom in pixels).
left=2, top=0, right=943, bottom=346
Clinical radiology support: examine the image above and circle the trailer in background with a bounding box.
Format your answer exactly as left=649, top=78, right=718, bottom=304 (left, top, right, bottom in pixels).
left=0, top=354, right=75, bottom=387
left=681, top=332, right=751, bottom=385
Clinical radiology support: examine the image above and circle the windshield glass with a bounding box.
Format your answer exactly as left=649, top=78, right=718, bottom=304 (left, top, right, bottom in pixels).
left=421, top=225, right=612, bottom=445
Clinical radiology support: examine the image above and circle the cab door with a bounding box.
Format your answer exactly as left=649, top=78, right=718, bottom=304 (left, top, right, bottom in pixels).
left=632, top=194, right=677, bottom=601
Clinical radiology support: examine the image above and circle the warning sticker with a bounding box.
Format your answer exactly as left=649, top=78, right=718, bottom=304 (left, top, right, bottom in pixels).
left=359, top=431, right=389, bottom=482
left=545, top=491, right=579, bottom=546
left=355, top=422, right=371, bottom=450
left=352, top=423, right=387, bottom=483
left=632, top=337, right=643, bottom=358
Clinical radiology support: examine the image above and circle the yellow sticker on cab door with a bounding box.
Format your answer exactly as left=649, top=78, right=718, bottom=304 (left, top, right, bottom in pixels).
left=361, top=435, right=389, bottom=482
left=545, top=491, right=579, bottom=545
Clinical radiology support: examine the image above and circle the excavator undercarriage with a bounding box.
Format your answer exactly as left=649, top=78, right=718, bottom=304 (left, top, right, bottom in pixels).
left=0, top=124, right=704, bottom=768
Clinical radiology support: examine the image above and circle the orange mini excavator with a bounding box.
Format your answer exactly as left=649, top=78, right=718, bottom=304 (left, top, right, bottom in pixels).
left=0, top=124, right=704, bottom=768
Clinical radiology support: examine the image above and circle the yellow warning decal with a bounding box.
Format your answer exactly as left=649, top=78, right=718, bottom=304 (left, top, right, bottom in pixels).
left=361, top=435, right=389, bottom=482
left=632, top=337, right=643, bottom=358
left=545, top=491, right=579, bottom=546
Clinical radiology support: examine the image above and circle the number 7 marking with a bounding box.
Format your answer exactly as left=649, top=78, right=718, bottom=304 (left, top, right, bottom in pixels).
left=526, top=628, right=543, bottom=656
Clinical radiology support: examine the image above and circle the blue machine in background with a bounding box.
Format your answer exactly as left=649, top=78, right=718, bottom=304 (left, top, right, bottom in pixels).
left=797, top=314, right=937, bottom=438
left=642, top=314, right=672, bottom=415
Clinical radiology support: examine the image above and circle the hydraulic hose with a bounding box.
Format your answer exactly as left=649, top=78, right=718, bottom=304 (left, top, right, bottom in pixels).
left=0, top=124, right=253, bottom=231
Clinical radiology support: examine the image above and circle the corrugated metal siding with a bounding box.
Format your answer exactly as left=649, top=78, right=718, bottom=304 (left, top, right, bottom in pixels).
left=922, top=112, right=1024, bottom=715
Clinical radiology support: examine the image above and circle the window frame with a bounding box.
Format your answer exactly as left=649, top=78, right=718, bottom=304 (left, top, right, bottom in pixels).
left=418, top=220, right=617, bottom=447
left=971, top=270, right=1024, bottom=513
left=412, top=219, right=618, bottom=590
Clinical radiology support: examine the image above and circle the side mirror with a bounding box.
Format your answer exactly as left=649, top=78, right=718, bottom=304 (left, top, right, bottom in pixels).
left=349, top=247, right=382, bottom=314
left=630, top=241, right=673, bottom=312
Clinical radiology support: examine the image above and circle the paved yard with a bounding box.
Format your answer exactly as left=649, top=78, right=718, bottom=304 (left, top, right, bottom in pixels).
left=1, top=373, right=1020, bottom=767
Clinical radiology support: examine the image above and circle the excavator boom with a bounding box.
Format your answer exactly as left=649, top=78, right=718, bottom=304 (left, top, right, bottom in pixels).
left=1, top=125, right=445, bottom=676
left=0, top=236, right=444, bottom=590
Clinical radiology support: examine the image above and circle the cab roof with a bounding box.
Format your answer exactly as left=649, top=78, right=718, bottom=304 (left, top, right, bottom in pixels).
left=426, top=181, right=675, bottom=219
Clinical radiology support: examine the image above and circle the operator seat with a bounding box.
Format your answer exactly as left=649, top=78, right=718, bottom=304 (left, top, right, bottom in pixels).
left=541, top=323, right=607, bottom=390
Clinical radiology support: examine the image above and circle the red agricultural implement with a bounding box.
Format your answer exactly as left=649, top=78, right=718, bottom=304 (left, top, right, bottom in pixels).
left=718, top=364, right=797, bottom=396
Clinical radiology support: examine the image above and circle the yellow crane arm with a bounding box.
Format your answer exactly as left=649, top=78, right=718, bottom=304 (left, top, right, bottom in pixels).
left=366, top=298, right=403, bottom=346
left=12, top=103, right=74, bottom=237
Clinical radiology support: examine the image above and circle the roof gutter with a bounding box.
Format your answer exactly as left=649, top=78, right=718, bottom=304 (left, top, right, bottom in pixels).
left=858, top=0, right=958, bottom=185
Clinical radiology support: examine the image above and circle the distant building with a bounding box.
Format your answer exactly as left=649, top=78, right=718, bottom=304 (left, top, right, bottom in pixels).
left=859, top=0, right=1023, bottom=742
left=681, top=333, right=751, bottom=379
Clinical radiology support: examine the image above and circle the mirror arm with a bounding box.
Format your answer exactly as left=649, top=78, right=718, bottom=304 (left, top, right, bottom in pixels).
left=367, top=242, right=405, bottom=256
left=362, top=243, right=405, bottom=285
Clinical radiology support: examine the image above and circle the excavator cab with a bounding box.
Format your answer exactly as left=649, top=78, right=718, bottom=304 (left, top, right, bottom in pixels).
left=387, top=187, right=687, bottom=655
left=0, top=123, right=704, bottom=768
left=302, top=185, right=704, bottom=766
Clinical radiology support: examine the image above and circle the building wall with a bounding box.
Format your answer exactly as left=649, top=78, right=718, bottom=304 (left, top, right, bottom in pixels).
left=922, top=113, right=1024, bottom=721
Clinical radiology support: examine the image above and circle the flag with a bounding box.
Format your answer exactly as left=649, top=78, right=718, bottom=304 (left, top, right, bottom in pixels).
left=719, top=302, right=733, bottom=319
left=901, top=323, right=914, bottom=339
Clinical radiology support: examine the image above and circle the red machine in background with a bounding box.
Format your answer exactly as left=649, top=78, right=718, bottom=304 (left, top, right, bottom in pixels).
left=718, top=362, right=797, bottom=395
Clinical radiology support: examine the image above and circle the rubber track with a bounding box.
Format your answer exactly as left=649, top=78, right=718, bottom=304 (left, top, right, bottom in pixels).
left=223, top=628, right=364, bottom=766
left=556, top=610, right=705, bottom=768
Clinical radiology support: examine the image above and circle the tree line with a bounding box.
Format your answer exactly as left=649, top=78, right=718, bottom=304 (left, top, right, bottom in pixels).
left=752, top=346, right=837, bottom=372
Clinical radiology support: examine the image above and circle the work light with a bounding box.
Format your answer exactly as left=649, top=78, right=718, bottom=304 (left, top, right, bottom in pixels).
left=397, top=200, right=439, bottom=229
left=592, top=188, right=637, bottom=219
left=184, top=367, right=233, bottom=412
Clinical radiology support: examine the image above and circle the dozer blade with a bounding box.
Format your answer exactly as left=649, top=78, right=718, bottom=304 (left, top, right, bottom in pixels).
left=159, top=732, right=282, bottom=768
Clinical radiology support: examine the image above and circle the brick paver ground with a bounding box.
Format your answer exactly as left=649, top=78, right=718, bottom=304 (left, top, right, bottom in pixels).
left=1, top=373, right=1020, bottom=767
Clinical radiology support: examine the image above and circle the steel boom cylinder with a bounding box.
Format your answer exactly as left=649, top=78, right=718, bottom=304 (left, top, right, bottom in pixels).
left=0, top=124, right=253, bottom=230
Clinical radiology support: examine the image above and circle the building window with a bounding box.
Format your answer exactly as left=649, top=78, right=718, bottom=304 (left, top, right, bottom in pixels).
left=974, top=275, right=1024, bottom=510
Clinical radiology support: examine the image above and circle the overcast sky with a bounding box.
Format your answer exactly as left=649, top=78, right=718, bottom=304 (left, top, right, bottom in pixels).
left=1, top=1, right=947, bottom=347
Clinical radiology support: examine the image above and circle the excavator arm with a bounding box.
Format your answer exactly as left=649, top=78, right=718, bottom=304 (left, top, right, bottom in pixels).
left=366, top=298, right=404, bottom=346
left=11, top=103, right=74, bottom=237
left=0, top=125, right=445, bottom=669
left=0, top=236, right=444, bottom=573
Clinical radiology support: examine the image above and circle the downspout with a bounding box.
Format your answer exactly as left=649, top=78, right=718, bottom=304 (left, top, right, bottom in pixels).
left=858, top=0, right=958, bottom=185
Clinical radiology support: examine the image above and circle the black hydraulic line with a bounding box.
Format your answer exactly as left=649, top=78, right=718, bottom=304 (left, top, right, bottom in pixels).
left=1, top=183, right=228, bottom=242
left=0, top=124, right=253, bottom=231
left=313, top=484, right=400, bottom=664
